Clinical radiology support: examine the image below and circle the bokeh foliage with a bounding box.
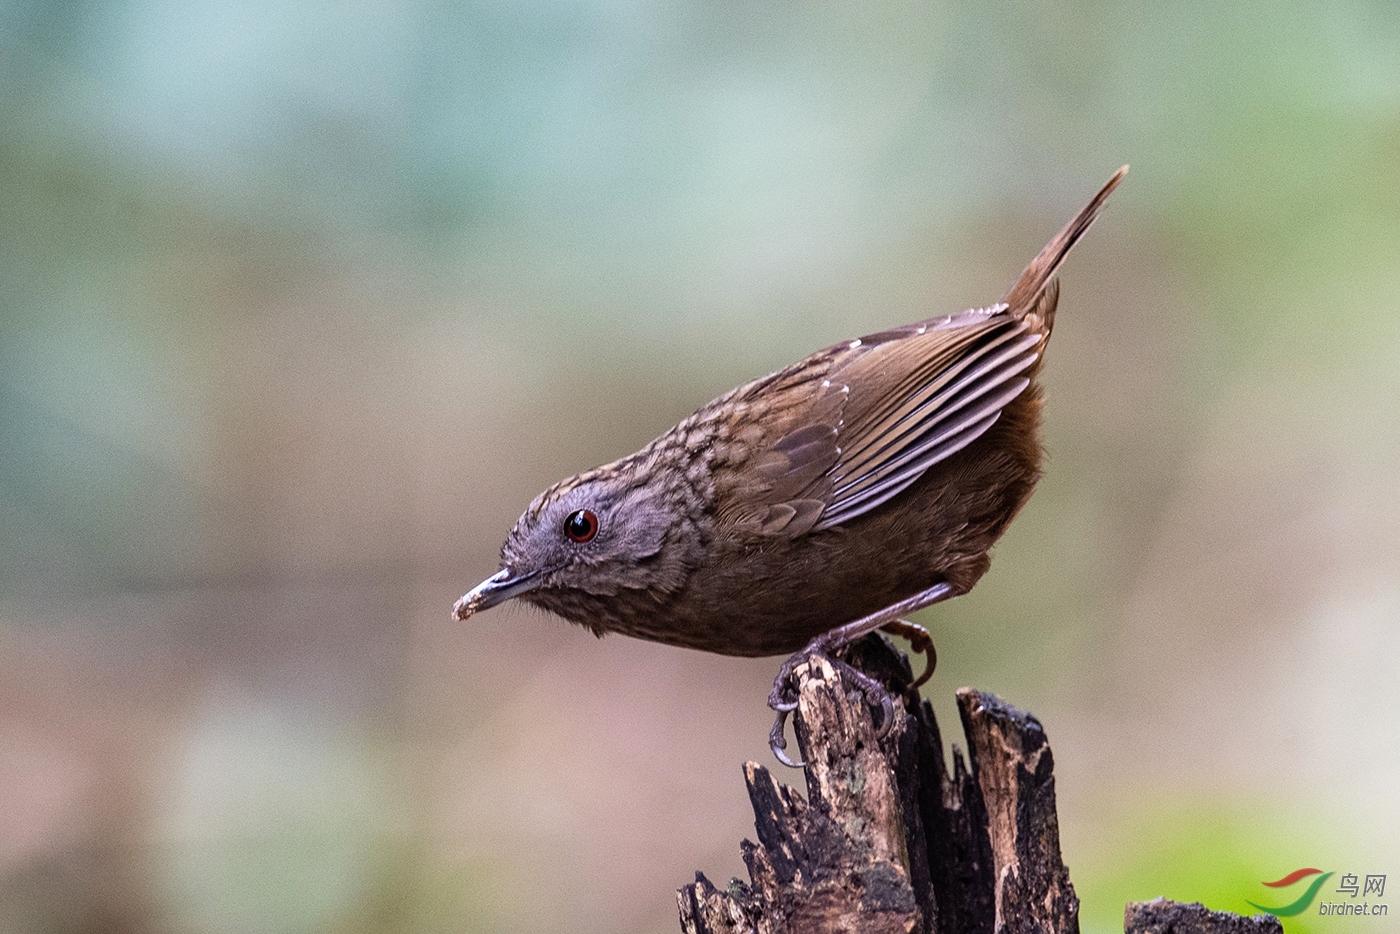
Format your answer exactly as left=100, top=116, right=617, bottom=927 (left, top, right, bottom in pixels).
left=3, top=1, right=1398, bottom=932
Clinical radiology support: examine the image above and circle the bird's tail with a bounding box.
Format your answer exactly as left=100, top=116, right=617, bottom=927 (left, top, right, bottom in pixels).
left=1004, top=166, right=1127, bottom=333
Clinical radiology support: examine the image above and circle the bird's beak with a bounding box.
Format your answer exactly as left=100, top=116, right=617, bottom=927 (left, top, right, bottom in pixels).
left=452, top=567, right=541, bottom=621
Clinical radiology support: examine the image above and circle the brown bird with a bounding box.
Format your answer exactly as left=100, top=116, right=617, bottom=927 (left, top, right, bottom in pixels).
left=455, top=167, right=1126, bottom=765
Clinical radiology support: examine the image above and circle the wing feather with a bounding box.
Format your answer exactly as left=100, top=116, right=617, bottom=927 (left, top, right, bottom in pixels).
left=709, top=168, right=1125, bottom=536
left=803, top=315, right=1040, bottom=530
left=818, top=409, right=1003, bottom=527
left=830, top=324, right=1038, bottom=486
left=706, top=309, right=1043, bottom=538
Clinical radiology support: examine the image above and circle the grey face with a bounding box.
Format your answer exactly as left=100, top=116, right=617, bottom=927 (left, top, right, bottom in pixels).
left=453, top=473, right=687, bottom=621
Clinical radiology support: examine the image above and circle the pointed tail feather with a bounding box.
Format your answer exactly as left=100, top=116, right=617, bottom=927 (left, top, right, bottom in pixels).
left=1003, top=166, right=1127, bottom=322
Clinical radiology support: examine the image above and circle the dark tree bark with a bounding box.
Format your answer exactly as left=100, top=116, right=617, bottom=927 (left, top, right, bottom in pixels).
left=678, top=635, right=1277, bottom=934
left=1124, top=898, right=1282, bottom=934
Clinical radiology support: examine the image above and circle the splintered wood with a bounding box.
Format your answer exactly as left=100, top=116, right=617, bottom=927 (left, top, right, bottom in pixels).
left=677, top=635, right=1277, bottom=934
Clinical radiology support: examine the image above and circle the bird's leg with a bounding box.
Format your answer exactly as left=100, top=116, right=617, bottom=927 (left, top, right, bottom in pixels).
left=767, top=581, right=955, bottom=709
left=767, top=581, right=956, bottom=767
left=880, top=618, right=937, bottom=688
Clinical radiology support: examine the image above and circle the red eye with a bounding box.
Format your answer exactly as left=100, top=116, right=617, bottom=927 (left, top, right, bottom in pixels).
left=564, top=509, right=599, bottom=543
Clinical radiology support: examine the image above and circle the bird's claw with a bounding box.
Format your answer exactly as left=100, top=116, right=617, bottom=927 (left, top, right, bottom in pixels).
left=829, top=658, right=896, bottom=739
left=769, top=707, right=805, bottom=769
left=879, top=618, right=938, bottom=690
left=767, top=655, right=802, bottom=713
left=766, top=648, right=900, bottom=767
left=768, top=657, right=806, bottom=768
left=911, top=643, right=937, bottom=689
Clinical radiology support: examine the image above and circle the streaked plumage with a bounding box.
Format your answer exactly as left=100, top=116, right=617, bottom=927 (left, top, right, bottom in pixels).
left=455, top=168, right=1126, bottom=660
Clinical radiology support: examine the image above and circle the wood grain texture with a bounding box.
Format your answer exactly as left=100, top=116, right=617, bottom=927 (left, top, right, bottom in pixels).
left=676, top=635, right=1071, bottom=934
left=678, top=635, right=1277, bottom=934
left=956, top=688, right=1078, bottom=934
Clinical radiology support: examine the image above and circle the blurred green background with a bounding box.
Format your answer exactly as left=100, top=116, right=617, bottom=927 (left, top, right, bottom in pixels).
left=3, top=1, right=1398, bottom=932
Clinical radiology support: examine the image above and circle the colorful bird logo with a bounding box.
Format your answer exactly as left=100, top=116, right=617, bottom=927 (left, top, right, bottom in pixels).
left=1248, top=868, right=1334, bottom=917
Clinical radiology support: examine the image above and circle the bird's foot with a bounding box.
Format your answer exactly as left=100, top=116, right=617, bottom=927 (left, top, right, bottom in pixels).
left=767, top=640, right=897, bottom=769
left=768, top=707, right=802, bottom=769
left=879, top=618, right=938, bottom=688
left=766, top=645, right=811, bottom=769
left=765, top=582, right=958, bottom=767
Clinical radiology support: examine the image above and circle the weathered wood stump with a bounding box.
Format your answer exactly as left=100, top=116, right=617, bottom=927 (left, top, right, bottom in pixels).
left=1123, top=898, right=1281, bottom=934
left=677, top=635, right=1279, bottom=934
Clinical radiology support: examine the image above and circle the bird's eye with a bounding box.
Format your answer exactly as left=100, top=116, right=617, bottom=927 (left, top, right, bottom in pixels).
left=563, top=509, right=599, bottom=543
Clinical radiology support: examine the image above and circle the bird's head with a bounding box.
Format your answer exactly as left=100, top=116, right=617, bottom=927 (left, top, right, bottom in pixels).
left=453, top=459, right=702, bottom=622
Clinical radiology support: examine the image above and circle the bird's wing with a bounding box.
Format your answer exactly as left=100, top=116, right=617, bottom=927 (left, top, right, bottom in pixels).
left=704, top=344, right=849, bottom=538
left=706, top=305, right=1042, bottom=538
left=813, top=307, right=1042, bottom=529
left=706, top=167, right=1125, bottom=538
